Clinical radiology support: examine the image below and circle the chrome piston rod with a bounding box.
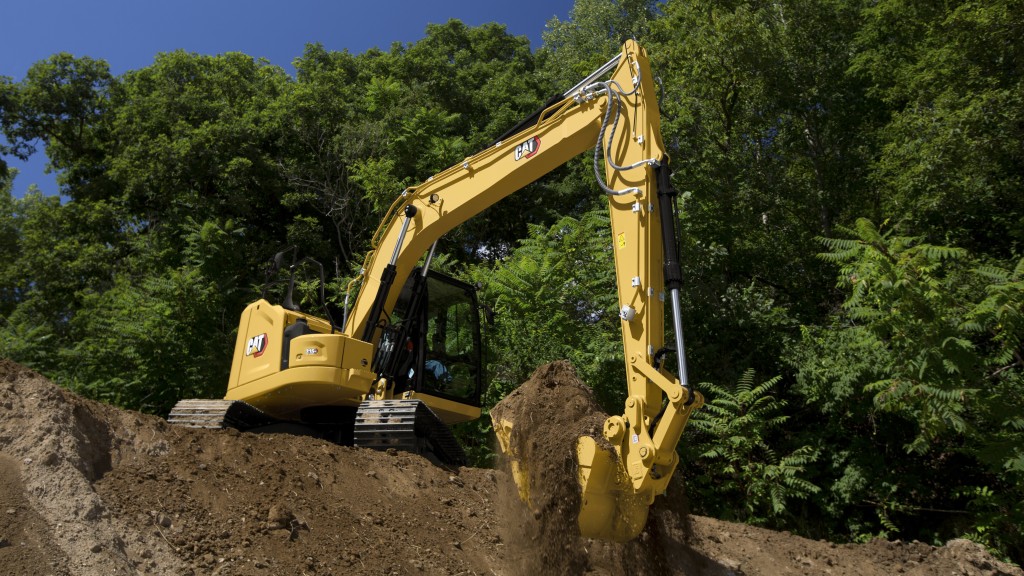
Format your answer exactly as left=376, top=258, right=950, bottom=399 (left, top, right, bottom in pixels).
left=563, top=53, right=622, bottom=97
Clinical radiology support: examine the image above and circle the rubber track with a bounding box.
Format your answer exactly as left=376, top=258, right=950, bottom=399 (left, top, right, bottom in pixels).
left=354, top=399, right=467, bottom=466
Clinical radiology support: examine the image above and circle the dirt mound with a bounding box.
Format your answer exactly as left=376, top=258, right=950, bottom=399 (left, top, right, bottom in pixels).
left=1, top=358, right=1020, bottom=575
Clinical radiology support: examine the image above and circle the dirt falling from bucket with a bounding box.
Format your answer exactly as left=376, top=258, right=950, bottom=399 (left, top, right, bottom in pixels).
left=491, top=361, right=618, bottom=573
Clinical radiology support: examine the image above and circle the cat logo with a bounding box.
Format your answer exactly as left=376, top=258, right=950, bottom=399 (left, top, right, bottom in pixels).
left=514, top=136, right=541, bottom=161
left=245, top=333, right=268, bottom=357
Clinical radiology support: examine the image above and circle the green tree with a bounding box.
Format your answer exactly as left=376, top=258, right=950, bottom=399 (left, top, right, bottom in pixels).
left=792, top=219, right=1024, bottom=557
left=687, top=369, right=820, bottom=525
left=541, top=0, right=660, bottom=84
left=475, top=210, right=622, bottom=407
left=0, top=22, right=562, bottom=415
left=0, top=51, right=290, bottom=410
left=0, top=54, right=114, bottom=200
left=852, top=0, right=1024, bottom=256
left=647, top=0, right=874, bottom=388
left=60, top=217, right=245, bottom=412
left=0, top=190, right=121, bottom=374
left=106, top=51, right=291, bottom=238
left=0, top=172, right=18, bottom=318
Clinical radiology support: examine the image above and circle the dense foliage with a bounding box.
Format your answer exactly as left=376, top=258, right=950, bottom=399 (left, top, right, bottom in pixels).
left=2, top=0, right=1021, bottom=563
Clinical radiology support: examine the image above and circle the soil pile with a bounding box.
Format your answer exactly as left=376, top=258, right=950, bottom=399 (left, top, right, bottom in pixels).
left=1, top=358, right=1020, bottom=575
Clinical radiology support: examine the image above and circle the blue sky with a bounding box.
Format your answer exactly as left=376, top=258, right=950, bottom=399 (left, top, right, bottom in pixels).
left=1, top=0, right=576, bottom=198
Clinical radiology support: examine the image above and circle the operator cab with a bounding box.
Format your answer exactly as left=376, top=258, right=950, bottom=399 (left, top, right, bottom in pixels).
left=371, top=268, right=483, bottom=422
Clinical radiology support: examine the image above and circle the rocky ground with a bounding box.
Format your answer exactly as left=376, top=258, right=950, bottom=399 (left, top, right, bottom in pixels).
left=1, top=358, right=1020, bottom=575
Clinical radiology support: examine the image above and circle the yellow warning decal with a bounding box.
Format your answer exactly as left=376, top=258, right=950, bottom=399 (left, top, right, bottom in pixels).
left=617, top=233, right=626, bottom=248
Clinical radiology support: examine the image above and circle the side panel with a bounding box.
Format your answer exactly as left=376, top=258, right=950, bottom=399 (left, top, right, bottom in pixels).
left=227, top=300, right=286, bottom=391
left=225, top=299, right=376, bottom=419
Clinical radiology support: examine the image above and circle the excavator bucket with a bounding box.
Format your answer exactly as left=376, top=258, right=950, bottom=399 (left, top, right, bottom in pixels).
left=490, top=360, right=697, bottom=543
left=576, top=436, right=650, bottom=541
left=492, top=411, right=649, bottom=542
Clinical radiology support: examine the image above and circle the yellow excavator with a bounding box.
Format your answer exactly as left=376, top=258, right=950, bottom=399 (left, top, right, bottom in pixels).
left=168, top=40, right=703, bottom=542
